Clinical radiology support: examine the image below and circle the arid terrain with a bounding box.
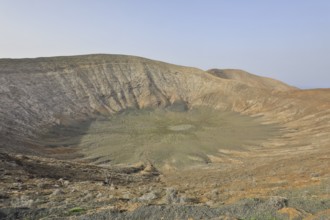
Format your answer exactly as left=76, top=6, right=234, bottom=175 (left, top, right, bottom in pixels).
left=0, top=54, right=329, bottom=219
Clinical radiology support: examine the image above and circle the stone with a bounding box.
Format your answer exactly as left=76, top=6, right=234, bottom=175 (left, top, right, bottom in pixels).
left=165, top=188, right=180, bottom=204
left=179, top=195, right=198, bottom=204
left=267, top=196, right=288, bottom=210
left=37, top=182, right=47, bottom=189
left=138, top=192, right=158, bottom=202
left=109, top=184, right=116, bottom=190
left=52, top=189, right=64, bottom=196
left=210, top=189, right=220, bottom=201
left=84, top=193, right=94, bottom=200
left=63, top=180, right=70, bottom=187
left=10, top=196, right=34, bottom=208
left=122, top=192, right=131, bottom=200
left=96, top=192, right=103, bottom=198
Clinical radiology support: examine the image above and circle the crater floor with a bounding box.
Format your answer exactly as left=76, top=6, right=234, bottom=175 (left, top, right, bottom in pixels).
left=40, top=107, right=282, bottom=169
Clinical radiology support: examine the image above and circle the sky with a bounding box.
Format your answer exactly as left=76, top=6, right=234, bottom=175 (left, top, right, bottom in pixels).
left=0, top=0, right=329, bottom=88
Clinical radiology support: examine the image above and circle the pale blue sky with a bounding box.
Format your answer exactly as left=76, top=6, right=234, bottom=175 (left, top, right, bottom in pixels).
left=0, top=0, right=329, bottom=88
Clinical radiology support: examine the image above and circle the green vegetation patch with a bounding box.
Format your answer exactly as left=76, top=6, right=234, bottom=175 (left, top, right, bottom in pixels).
left=68, top=207, right=85, bottom=214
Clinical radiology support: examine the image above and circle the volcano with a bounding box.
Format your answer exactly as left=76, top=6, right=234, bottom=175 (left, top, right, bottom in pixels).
left=1, top=54, right=329, bottom=219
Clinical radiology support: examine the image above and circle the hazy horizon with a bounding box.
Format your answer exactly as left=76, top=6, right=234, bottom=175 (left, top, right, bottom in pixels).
left=1, top=0, right=329, bottom=88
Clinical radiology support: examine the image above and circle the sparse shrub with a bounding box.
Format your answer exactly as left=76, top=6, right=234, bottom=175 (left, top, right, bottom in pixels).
left=68, top=207, right=84, bottom=214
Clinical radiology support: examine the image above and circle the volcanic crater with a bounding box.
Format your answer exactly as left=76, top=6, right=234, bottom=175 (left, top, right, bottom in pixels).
left=1, top=54, right=329, bottom=219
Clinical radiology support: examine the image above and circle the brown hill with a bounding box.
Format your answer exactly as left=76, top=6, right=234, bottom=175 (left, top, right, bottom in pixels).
left=0, top=54, right=329, bottom=219
left=207, top=68, right=297, bottom=91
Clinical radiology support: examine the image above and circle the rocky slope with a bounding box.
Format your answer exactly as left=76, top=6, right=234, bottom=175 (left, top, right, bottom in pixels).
left=0, top=55, right=300, bottom=152
left=0, top=54, right=329, bottom=219
left=1, top=55, right=329, bottom=157
left=207, top=69, right=297, bottom=91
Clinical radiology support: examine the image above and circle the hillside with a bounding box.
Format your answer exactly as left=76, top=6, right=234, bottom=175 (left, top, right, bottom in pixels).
left=0, top=54, right=329, bottom=219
